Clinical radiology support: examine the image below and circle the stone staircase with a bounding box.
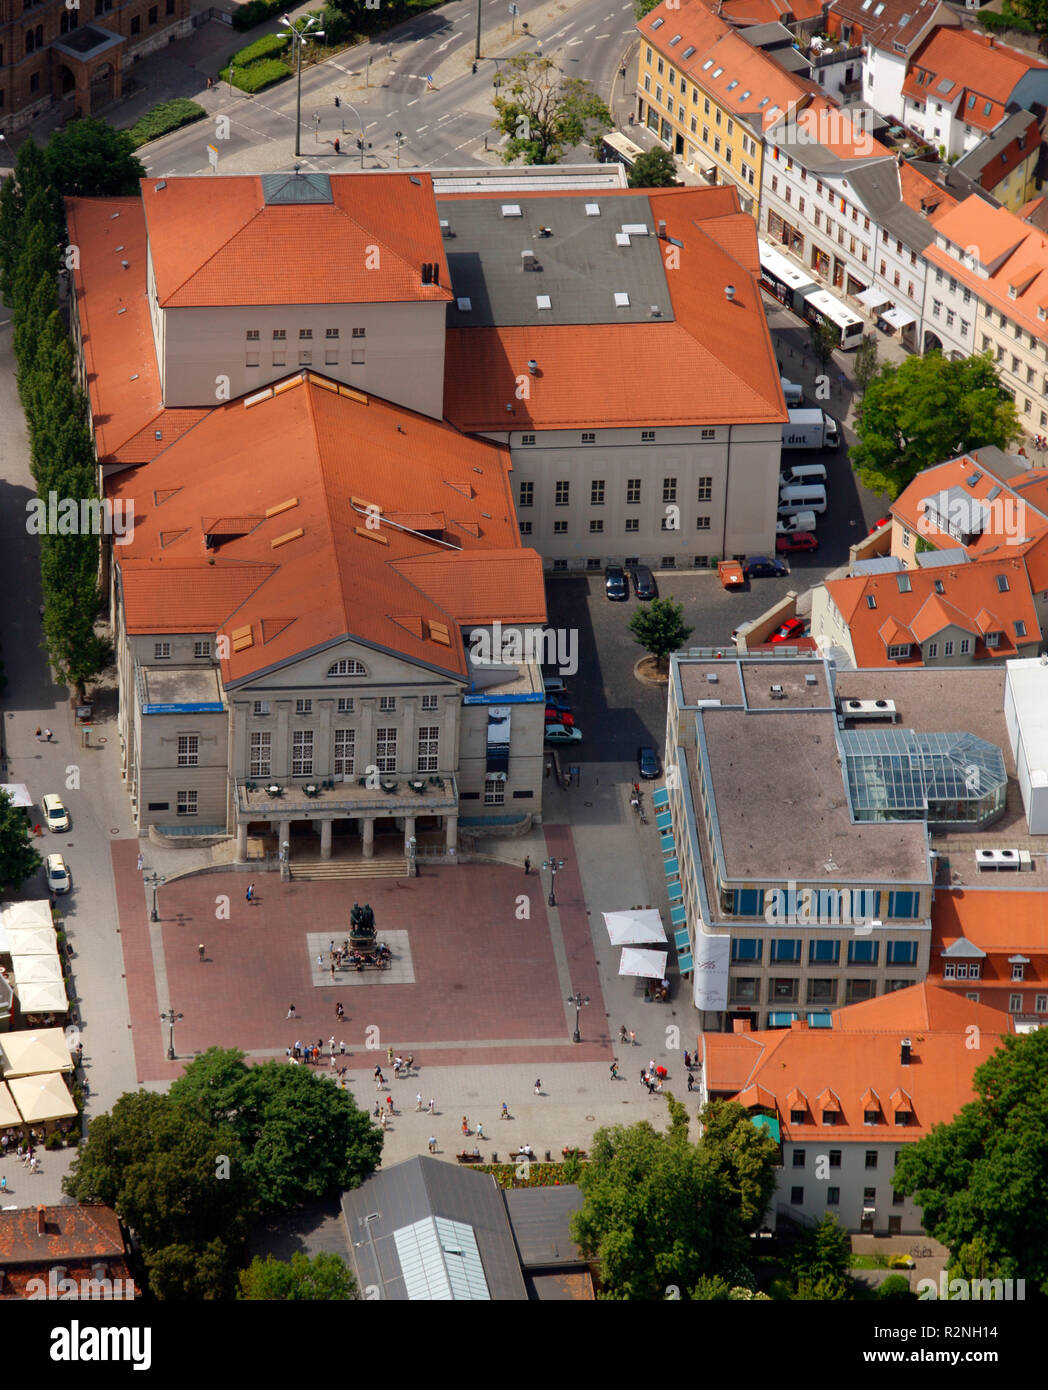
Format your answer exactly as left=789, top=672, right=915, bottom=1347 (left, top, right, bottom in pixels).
left=288, top=857, right=409, bottom=881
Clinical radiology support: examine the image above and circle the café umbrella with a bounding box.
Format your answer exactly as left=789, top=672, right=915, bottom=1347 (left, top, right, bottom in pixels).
left=618, top=947, right=668, bottom=979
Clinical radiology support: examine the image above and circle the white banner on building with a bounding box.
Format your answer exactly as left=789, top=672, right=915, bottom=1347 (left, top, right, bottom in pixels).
left=692, top=931, right=731, bottom=1011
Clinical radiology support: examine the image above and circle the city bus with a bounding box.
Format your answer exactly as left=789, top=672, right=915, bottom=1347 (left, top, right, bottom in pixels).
left=758, top=239, right=818, bottom=313
left=802, top=287, right=865, bottom=350
left=599, top=130, right=646, bottom=172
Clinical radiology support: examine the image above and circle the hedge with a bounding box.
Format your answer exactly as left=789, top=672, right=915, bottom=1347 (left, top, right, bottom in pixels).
left=232, top=0, right=285, bottom=31
left=219, top=58, right=292, bottom=93
left=128, top=99, right=207, bottom=149
left=230, top=31, right=290, bottom=65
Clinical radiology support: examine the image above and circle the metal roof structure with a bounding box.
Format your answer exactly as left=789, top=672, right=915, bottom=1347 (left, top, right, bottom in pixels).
left=841, top=727, right=1007, bottom=821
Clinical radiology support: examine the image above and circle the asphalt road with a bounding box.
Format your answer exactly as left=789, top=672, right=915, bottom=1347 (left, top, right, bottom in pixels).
left=140, top=0, right=639, bottom=178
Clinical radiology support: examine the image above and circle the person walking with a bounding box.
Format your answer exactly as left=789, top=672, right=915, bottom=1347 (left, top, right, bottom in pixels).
left=476, top=1121, right=484, bottom=1140
left=533, top=1078, right=542, bottom=1096
left=35, top=727, right=41, bottom=741
left=387, top=1046, right=394, bottom=1066
left=198, top=943, right=205, bottom=963
left=405, top=1054, right=414, bottom=1073
left=500, top=1102, right=509, bottom=1120
left=386, top=1095, right=394, bottom=1114
left=329, top=1037, right=335, bottom=1055
left=524, top=856, right=531, bottom=875
left=334, top=137, right=340, bottom=154
left=339, top=1039, right=346, bottom=1054
left=461, top=1116, right=469, bottom=1136
left=629, top=1030, right=636, bottom=1048
left=428, top=1136, right=437, bottom=1153
left=137, top=852, right=144, bottom=872
left=287, top=1005, right=297, bottom=1019
left=610, top=1059, right=619, bottom=1079
left=646, top=1078, right=656, bottom=1095
left=245, top=883, right=254, bottom=902
left=44, top=729, right=52, bottom=742
left=29, top=1155, right=38, bottom=1174
left=683, top=1050, right=691, bottom=1071
left=428, top=1097, right=435, bottom=1114
left=648, top=1059, right=656, bottom=1076
left=416, top=1092, right=423, bottom=1112
left=0, top=1175, right=6, bottom=1194
left=687, top=1072, right=696, bottom=1092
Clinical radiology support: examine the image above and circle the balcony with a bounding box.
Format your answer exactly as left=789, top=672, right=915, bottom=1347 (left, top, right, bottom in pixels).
left=237, top=774, right=458, bottom=818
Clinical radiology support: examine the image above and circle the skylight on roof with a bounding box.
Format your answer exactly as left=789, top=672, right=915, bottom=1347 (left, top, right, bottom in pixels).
left=501, top=204, right=522, bottom=217
left=758, top=96, right=769, bottom=108
left=682, top=45, right=695, bottom=58
left=669, top=33, right=681, bottom=45
left=727, top=79, right=739, bottom=90
left=703, top=58, right=714, bottom=70
left=585, top=202, right=601, bottom=215
left=900, top=12, right=911, bottom=24
left=614, top=292, right=630, bottom=307
left=622, top=223, right=649, bottom=235
left=651, top=15, right=664, bottom=26
left=712, top=66, right=723, bottom=78
left=936, top=79, right=955, bottom=94
left=967, top=94, right=976, bottom=108
left=984, top=101, right=993, bottom=116
left=861, top=0, right=872, bottom=8
left=456, top=297, right=472, bottom=311
left=616, top=232, right=631, bottom=246
left=536, top=295, right=552, bottom=309
left=874, top=2, right=884, bottom=12
left=741, top=89, right=751, bottom=100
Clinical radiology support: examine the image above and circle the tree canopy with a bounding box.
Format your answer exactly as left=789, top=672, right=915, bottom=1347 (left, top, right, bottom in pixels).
left=627, top=146, right=679, bottom=188
left=786, top=1214, right=853, bottom=1300
left=570, top=1101, right=779, bottom=1299
left=808, top=317, right=839, bottom=374
left=0, top=788, right=42, bottom=890
left=1006, top=0, right=1048, bottom=51
left=853, top=334, right=879, bottom=396
left=169, top=1046, right=383, bottom=1208
left=628, top=596, right=693, bottom=671
left=850, top=351, right=1019, bottom=498
left=44, top=117, right=146, bottom=197
left=492, top=54, right=612, bottom=165
left=892, top=1027, right=1048, bottom=1293
left=238, top=1251, right=357, bottom=1300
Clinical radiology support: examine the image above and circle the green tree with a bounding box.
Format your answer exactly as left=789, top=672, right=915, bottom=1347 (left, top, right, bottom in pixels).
left=1007, top=0, right=1048, bottom=52
left=145, top=1239, right=237, bottom=1301
left=633, top=0, right=661, bottom=15
left=0, top=140, right=58, bottom=307
left=878, top=1273, right=914, bottom=1300
left=853, top=334, right=879, bottom=396
left=850, top=351, right=1019, bottom=498
left=892, top=1028, right=1048, bottom=1291
left=789, top=1214, right=853, bottom=1300
left=697, top=1100, right=780, bottom=1233
left=808, top=316, right=839, bottom=374
left=628, top=596, right=693, bottom=673
left=169, top=1047, right=383, bottom=1208
left=493, top=54, right=612, bottom=164
left=238, top=1251, right=357, bottom=1300
left=63, top=1089, right=257, bottom=1257
left=570, top=1102, right=778, bottom=1299
left=0, top=788, right=43, bottom=889
left=627, top=146, right=679, bottom=188
left=44, top=117, right=146, bottom=198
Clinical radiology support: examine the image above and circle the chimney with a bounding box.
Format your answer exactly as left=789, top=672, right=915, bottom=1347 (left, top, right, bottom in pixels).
left=528, top=359, right=538, bottom=375
left=658, top=218, right=667, bottom=238
left=725, top=284, right=736, bottom=301
left=36, top=1205, right=47, bottom=1237
left=900, top=1037, right=912, bottom=1066
left=421, top=263, right=432, bottom=285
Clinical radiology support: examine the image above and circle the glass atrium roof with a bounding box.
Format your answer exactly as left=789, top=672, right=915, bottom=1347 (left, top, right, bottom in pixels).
left=842, top=728, right=1007, bottom=818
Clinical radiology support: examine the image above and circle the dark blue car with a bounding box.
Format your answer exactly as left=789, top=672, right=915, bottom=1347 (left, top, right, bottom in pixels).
left=638, top=746, right=661, bottom=780
left=743, top=556, right=788, bottom=579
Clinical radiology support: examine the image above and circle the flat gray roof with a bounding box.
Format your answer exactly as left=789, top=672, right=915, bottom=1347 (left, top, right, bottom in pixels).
left=436, top=195, right=672, bottom=328
left=698, top=707, right=931, bottom=885
left=504, top=1186, right=584, bottom=1268
left=739, top=660, right=834, bottom=710
left=140, top=666, right=224, bottom=708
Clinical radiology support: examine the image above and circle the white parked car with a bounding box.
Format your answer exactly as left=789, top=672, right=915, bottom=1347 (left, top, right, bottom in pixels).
left=776, top=510, right=817, bottom=535
left=45, top=853, right=70, bottom=894
left=42, top=793, right=70, bottom=832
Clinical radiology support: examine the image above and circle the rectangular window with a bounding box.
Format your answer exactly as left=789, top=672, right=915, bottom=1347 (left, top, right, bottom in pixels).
left=519, top=521, right=532, bottom=536
left=886, top=941, right=918, bottom=965
left=130, top=12, right=140, bottom=28
left=521, top=433, right=535, bottom=446
left=943, top=640, right=954, bottom=657
left=848, top=940, right=879, bottom=964
left=194, top=640, right=211, bottom=659
left=325, top=351, right=339, bottom=366
left=731, top=939, right=763, bottom=962
left=959, top=638, right=970, bottom=655
left=299, top=351, right=312, bottom=366
left=626, top=479, right=641, bottom=504
left=379, top=696, right=396, bottom=713
left=793, top=1149, right=806, bottom=1168
left=590, top=520, right=604, bottom=533
left=697, top=477, right=712, bottom=501
left=809, top=940, right=840, bottom=964
left=249, top=731, right=271, bottom=778
left=555, top=481, right=570, bottom=506
left=154, top=642, right=171, bottom=660
left=790, top=1187, right=803, bottom=1206
left=927, top=642, right=938, bottom=659
left=771, top=939, right=801, bottom=962
left=581, top=432, right=595, bottom=444
left=827, top=1186, right=840, bottom=1206
left=484, top=775, right=505, bottom=806
left=333, top=729, right=355, bottom=776
left=888, top=891, right=918, bottom=919
left=553, top=520, right=568, bottom=535
left=253, top=701, right=270, bottom=716
left=295, top=699, right=312, bottom=715
left=591, top=479, right=605, bottom=505
left=695, top=516, right=711, bottom=530
left=375, top=727, right=397, bottom=773
left=625, top=519, right=639, bottom=533
left=177, top=791, right=197, bottom=817
left=177, top=735, right=199, bottom=768
left=337, top=697, right=355, bottom=714
left=416, top=725, right=439, bottom=773
left=421, top=694, right=438, bottom=711
left=662, top=478, right=677, bottom=503
left=292, top=730, right=313, bottom=776
left=273, top=329, right=286, bottom=341
left=299, top=329, right=312, bottom=340
left=519, top=482, right=533, bottom=507
left=865, top=1151, right=878, bottom=1169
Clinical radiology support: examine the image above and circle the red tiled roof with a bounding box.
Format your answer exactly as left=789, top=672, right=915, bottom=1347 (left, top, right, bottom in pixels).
left=903, top=27, right=1048, bottom=134
left=109, top=374, right=545, bottom=682
left=931, top=889, right=1048, bottom=956
left=443, top=187, right=784, bottom=431
left=700, top=0, right=823, bottom=25
left=826, top=0, right=950, bottom=55
left=0, top=1205, right=125, bottom=1266
left=141, top=173, right=453, bottom=308
left=702, top=983, right=1013, bottom=1142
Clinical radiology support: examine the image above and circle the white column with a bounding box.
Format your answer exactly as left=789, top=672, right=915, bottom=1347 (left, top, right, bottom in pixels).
left=362, top=817, right=375, bottom=859
left=445, top=814, right=458, bottom=858
left=236, top=823, right=249, bottom=863
left=321, top=820, right=332, bottom=860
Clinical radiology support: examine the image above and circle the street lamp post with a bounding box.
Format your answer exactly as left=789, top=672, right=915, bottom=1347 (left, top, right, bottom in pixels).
left=145, top=871, right=165, bottom=923
left=474, top=0, right=482, bottom=61
left=566, top=990, right=590, bottom=1044
left=394, top=130, right=404, bottom=166
left=160, top=1008, right=183, bottom=1061
left=281, top=13, right=325, bottom=159
left=542, top=857, right=564, bottom=907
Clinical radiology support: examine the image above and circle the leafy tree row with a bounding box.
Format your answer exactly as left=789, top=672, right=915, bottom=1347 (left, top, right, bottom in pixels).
left=63, top=1047, right=381, bottom=1298
left=0, top=120, right=145, bottom=700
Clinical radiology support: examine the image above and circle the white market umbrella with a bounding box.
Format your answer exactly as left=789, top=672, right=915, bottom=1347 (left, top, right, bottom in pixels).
left=603, top=909, right=667, bottom=945
left=11, top=955, right=63, bottom=987
left=4, top=924, right=58, bottom=956
left=0, top=900, right=54, bottom=931
left=8, top=1071, right=77, bottom=1124
left=0, top=1027, right=72, bottom=1078
left=619, top=947, right=669, bottom=978
left=13, top=980, right=68, bottom=1014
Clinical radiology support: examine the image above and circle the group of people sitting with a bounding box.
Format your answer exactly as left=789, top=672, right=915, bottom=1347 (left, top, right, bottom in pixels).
left=341, top=941, right=392, bottom=970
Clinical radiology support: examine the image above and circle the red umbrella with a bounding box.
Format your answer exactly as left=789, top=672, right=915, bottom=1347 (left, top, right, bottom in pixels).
left=655, top=1066, right=668, bottom=1078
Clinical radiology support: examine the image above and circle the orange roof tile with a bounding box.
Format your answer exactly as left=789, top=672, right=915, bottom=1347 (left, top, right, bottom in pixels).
left=703, top=983, right=1014, bottom=1141
left=932, top=889, right=1048, bottom=955
left=701, top=0, right=823, bottom=23
left=904, top=27, right=1048, bottom=134
left=443, top=187, right=784, bottom=431
left=141, top=173, right=453, bottom=308
left=109, top=374, right=545, bottom=682
left=64, top=195, right=210, bottom=465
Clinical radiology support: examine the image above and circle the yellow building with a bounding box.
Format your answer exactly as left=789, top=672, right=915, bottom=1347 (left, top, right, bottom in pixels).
left=635, top=0, right=818, bottom=217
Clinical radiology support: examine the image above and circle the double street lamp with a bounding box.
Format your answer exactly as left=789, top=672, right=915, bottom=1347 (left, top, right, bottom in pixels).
left=567, top=990, right=590, bottom=1044
left=144, top=871, right=165, bottom=923
left=160, top=1008, right=183, bottom=1062
left=542, top=857, right=565, bottom=907
left=281, top=12, right=325, bottom=158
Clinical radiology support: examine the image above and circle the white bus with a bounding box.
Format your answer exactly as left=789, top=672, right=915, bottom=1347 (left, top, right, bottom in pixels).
left=802, top=287, right=864, bottom=350
left=758, top=239, right=818, bottom=312
left=599, top=131, right=646, bottom=171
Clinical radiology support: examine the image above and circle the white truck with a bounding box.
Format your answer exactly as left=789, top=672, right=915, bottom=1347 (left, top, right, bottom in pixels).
left=782, top=408, right=839, bottom=450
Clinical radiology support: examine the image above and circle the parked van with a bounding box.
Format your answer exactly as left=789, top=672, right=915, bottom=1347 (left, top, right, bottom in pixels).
left=780, top=462, right=827, bottom=486
left=779, top=483, right=827, bottom=514
left=780, top=377, right=803, bottom=407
